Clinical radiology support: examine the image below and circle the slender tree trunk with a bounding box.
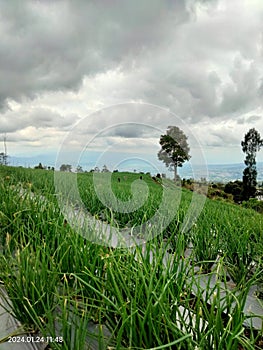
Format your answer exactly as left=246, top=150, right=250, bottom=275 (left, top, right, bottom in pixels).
left=174, top=165, right=177, bottom=181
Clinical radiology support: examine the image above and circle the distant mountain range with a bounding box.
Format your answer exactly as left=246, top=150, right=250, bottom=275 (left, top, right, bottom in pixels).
left=7, top=154, right=263, bottom=183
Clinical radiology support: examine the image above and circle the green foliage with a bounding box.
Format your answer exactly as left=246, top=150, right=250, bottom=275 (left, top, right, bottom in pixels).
left=60, top=164, right=72, bottom=172
left=158, top=126, right=191, bottom=180
left=224, top=180, right=243, bottom=203
left=242, top=198, right=263, bottom=214
left=0, top=245, right=58, bottom=331
left=241, top=128, right=263, bottom=200
left=0, top=152, right=8, bottom=165
left=0, top=166, right=263, bottom=348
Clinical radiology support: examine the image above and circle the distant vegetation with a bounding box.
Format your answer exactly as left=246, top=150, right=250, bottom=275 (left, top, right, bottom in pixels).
left=241, top=128, right=263, bottom=200
left=5, top=126, right=263, bottom=201
left=27, top=127, right=263, bottom=213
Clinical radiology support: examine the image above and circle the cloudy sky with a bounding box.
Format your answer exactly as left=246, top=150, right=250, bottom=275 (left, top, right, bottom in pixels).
left=1, top=0, right=263, bottom=172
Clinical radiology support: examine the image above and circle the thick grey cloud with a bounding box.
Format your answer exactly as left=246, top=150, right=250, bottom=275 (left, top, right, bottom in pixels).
left=1, top=0, right=262, bottom=118
left=0, top=106, right=77, bottom=133
left=1, top=0, right=263, bottom=164
left=0, top=0, right=189, bottom=109
left=237, top=115, right=262, bottom=125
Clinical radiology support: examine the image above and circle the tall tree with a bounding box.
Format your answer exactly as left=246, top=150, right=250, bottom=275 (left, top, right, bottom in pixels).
left=241, top=128, right=263, bottom=200
left=158, top=126, right=190, bottom=181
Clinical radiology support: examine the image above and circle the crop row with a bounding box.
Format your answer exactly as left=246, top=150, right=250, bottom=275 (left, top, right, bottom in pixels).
left=0, top=166, right=262, bottom=349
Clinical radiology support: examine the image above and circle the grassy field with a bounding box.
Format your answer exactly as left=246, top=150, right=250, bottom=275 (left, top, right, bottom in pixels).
left=0, top=165, right=263, bottom=349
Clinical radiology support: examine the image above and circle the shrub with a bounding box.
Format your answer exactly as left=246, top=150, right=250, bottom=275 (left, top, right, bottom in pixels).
left=242, top=198, right=263, bottom=213
left=224, top=181, right=243, bottom=202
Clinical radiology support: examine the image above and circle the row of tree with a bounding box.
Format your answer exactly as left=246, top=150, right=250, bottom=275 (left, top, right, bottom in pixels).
left=2, top=124, right=261, bottom=202
left=34, top=163, right=55, bottom=171
left=59, top=164, right=111, bottom=173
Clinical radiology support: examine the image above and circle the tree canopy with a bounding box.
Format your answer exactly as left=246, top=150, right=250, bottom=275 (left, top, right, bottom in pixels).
left=241, top=128, right=263, bottom=200
left=0, top=152, right=8, bottom=165
left=158, top=126, right=190, bottom=180
left=60, top=164, right=72, bottom=172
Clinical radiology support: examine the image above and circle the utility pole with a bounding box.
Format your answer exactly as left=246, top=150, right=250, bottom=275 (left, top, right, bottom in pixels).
left=3, top=134, right=7, bottom=165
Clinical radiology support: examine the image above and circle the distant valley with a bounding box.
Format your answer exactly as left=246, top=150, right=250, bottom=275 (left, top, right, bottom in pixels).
left=180, top=162, right=263, bottom=183
left=8, top=155, right=263, bottom=183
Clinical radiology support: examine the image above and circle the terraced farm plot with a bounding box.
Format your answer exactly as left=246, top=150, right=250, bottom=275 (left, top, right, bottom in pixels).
left=0, top=166, right=262, bottom=349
